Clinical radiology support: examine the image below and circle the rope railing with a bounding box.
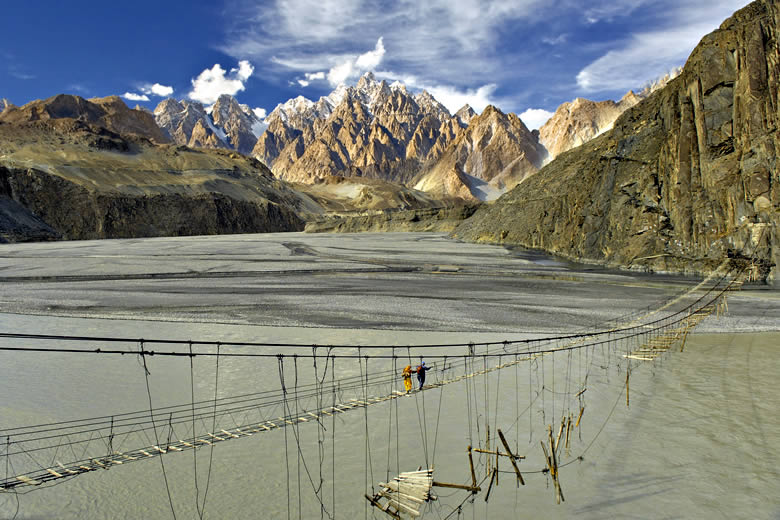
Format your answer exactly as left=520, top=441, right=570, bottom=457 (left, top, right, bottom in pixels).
left=0, top=259, right=748, bottom=492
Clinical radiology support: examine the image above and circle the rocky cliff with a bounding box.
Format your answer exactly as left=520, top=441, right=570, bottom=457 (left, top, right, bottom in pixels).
left=538, top=93, right=639, bottom=161
left=0, top=115, right=315, bottom=241
left=153, top=98, right=231, bottom=150
left=538, top=70, right=682, bottom=162
left=0, top=94, right=170, bottom=144
left=210, top=95, right=266, bottom=155
left=414, top=105, right=546, bottom=200
left=455, top=0, right=778, bottom=282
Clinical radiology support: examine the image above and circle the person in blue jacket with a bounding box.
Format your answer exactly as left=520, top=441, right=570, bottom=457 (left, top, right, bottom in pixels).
left=416, top=361, right=431, bottom=390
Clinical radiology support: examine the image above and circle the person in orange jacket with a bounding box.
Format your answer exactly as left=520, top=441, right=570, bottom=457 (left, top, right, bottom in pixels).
left=402, top=365, right=413, bottom=392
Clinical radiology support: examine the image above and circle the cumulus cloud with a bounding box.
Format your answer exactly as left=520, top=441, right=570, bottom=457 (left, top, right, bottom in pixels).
left=355, top=37, right=385, bottom=70
left=519, top=108, right=554, bottom=130
left=325, top=38, right=385, bottom=86
left=327, top=61, right=354, bottom=86
left=141, top=83, right=174, bottom=97
left=188, top=60, right=255, bottom=105
left=297, top=79, right=310, bottom=87
left=123, top=92, right=150, bottom=102
left=253, top=107, right=267, bottom=119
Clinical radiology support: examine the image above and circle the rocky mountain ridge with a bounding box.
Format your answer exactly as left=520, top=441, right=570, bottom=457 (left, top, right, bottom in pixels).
left=455, top=0, right=778, bottom=283
left=253, top=73, right=551, bottom=201
left=253, top=72, right=462, bottom=185
left=539, top=68, right=683, bottom=161
left=0, top=97, right=315, bottom=241
left=153, top=94, right=265, bottom=155
left=413, top=105, right=546, bottom=200
left=1, top=94, right=170, bottom=144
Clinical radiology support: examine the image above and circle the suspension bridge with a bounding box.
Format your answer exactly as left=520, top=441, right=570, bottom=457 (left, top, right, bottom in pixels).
left=0, top=256, right=757, bottom=518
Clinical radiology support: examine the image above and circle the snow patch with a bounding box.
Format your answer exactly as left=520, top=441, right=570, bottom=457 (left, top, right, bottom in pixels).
left=205, top=115, right=229, bottom=145
left=459, top=172, right=505, bottom=201
left=251, top=119, right=268, bottom=138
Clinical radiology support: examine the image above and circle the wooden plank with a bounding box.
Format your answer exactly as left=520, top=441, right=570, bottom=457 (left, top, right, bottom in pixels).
left=365, top=494, right=401, bottom=520
left=497, top=429, right=525, bottom=485
left=433, top=481, right=480, bottom=492
left=46, top=468, right=63, bottom=478
left=17, top=475, right=41, bottom=486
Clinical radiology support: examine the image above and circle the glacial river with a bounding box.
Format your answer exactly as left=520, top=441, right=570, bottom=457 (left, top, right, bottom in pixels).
left=0, top=233, right=778, bottom=519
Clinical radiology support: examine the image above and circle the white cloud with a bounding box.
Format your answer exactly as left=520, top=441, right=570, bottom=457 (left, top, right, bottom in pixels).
left=305, top=72, right=326, bottom=81
left=123, top=92, right=150, bottom=102
left=325, top=38, right=385, bottom=86
left=541, top=34, right=568, bottom=46
left=376, top=70, right=499, bottom=114
left=327, top=61, right=354, bottom=86
left=297, top=79, right=310, bottom=87
left=188, top=60, right=255, bottom=105
left=223, top=1, right=543, bottom=91
left=253, top=107, right=267, bottom=119
left=426, top=84, right=498, bottom=115
left=519, top=108, right=554, bottom=130
left=141, top=83, right=174, bottom=97
left=355, top=37, right=385, bottom=70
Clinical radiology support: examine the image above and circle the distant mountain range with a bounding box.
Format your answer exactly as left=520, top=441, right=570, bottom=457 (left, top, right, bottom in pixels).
left=0, top=0, right=775, bottom=283
left=142, top=71, right=681, bottom=202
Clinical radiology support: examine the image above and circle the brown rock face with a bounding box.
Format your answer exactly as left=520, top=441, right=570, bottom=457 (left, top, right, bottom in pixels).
left=252, top=73, right=462, bottom=186
left=414, top=105, right=546, bottom=201
left=210, top=95, right=265, bottom=155
left=153, top=98, right=230, bottom=150
left=539, top=70, right=682, bottom=161
left=538, top=95, right=637, bottom=160
left=0, top=94, right=170, bottom=144
left=455, top=0, right=778, bottom=282
left=0, top=116, right=313, bottom=241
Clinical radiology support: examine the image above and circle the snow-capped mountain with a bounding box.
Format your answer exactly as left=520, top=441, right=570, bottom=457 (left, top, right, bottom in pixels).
left=154, top=94, right=266, bottom=155
left=253, top=72, right=463, bottom=184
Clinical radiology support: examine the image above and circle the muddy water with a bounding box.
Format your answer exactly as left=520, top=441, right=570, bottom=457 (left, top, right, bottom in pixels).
left=0, top=233, right=778, bottom=519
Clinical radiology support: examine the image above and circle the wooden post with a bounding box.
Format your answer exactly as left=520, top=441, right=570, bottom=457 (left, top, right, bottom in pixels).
left=680, top=326, right=691, bottom=353
left=497, top=429, right=525, bottom=485
left=555, top=417, right=566, bottom=456
left=467, top=446, right=478, bottom=492
left=626, top=370, right=630, bottom=407
left=486, top=428, right=491, bottom=476
left=433, top=481, right=481, bottom=493
left=484, top=468, right=497, bottom=502
left=575, top=406, right=585, bottom=428
left=547, top=426, right=564, bottom=504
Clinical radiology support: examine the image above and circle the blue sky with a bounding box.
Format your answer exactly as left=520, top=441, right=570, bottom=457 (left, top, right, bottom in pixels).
left=1, top=0, right=751, bottom=129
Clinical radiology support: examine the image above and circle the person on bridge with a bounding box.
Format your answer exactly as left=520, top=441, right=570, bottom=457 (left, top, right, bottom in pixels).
left=402, top=365, right=413, bottom=393
left=416, top=362, right=431, bottom=390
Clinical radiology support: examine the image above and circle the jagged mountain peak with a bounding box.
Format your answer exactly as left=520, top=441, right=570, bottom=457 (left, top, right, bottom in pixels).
left=154, top=94, right=264, bottom=155
left=454, top=104, right=476, bottom=127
